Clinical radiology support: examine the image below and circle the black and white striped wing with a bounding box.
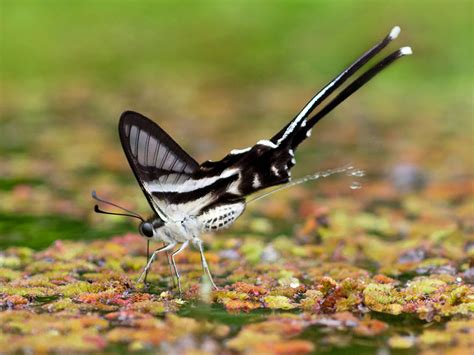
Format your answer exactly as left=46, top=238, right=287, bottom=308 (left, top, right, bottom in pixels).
left=199, top=26, right=412, bottom=199
left=119, top=111, right=200, bottom=219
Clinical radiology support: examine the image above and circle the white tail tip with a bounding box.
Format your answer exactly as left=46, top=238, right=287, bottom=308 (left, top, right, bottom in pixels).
left=400, top=46, right=413, bottom=55
left=389, top=26, right=401, bottom=39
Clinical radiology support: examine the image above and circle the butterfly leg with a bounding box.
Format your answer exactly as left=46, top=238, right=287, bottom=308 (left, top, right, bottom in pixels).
left=170, top=241, right=189, bottom=295
left=143, top=240, right=151, bottom=285
left=193, top=238, right=218, bottom=290
left=137, top=242, right=176, bottom=284
left=144, top=242, right=169, bottom=286
left=166, top=251, right=177, bottom=288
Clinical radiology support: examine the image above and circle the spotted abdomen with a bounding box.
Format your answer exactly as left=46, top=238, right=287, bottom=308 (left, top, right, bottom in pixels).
left=198, top=201, right=246, bottom=231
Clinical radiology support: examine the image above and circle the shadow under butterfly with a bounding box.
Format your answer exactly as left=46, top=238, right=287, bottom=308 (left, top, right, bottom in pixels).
left=93, top=26, right=412, bottom=293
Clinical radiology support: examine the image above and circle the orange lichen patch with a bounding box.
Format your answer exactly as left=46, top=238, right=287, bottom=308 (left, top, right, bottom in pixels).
left=254, top=339, right=315, bottom=354
left=35, top=240, right=88, bottom=261
left=0, top=311, right=109, bottom=352
left=166, top=313, right=230, bottom=339
left=233, top=281, right=268, bottom=296
left=317, top=276, right=338, bottom=295
left=213, top=281, right=274, bottom=311
left=250, top=316, right=307, bottom=337
left=187, top=250, right=220, bottom=265
left=0, top=294, right=29, bottom=309
left=300, top=290, right=325, bottom=311
left=298, top=217, right=318, bottom=236
left=223, top=299, right=262, bottom=312
left=106, top=326, right=169, bottom=347
left=227, top=328, right=281, bottom=352
left=308, top=263, right=371, bottom=282
left=373, top=274, right=399, bottom=284
left=354, top=318, right=389, bottom=336
left=128, top=300, right=166, bottom=315
left=331, top=311, right=359, bottom=325
left=228, top=315, right=313, bottom=353
left=76, top=289, right=121, bottom=304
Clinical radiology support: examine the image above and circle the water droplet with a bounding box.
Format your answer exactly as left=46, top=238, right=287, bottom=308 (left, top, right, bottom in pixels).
left=352, top=170, right=365, bottom=177
left=350, top=181, right=362, bottom=190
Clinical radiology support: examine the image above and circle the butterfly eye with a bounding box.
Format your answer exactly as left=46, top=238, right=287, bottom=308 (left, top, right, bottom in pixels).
left=139, top=222, right=154, bottom=238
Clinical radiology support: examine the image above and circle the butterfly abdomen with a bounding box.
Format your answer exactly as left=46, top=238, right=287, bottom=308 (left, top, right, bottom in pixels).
left=198, top=201, right=245, bottom=231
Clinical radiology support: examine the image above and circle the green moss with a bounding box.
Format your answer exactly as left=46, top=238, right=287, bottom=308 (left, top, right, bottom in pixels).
left=130, top=300, right=166, bottom=315
left=417, top=258, right=450, bottom=269
left=264, top=296, right=296, bottom=310
left=388, top=335, right=416, bottom=349
left=43, top=298, right=76, bottom=312
left=420, top=330, right=453, bottom=346
left=0, top=286, right=57, bottom=298
left=363, top=283, right=404, bottom=314
left=354, top=213, right=395, bottom=237
left=405, top=278, right=446, bottom=298
left=274, top=237, right=309, bottom=257
left=0, top=267, right=21, bottom=281
left=448, top=285, right=471, bottom=305
left=58, top=281, right=103, bottom=298
left=300, top=290, right=324, bottom=311
left=240, top=239, right=264, bottom=265
left=0, top=255, right=21, bottom=269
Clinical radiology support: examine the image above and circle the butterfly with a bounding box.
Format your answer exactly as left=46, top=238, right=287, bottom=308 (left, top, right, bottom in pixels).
left=93, top=26, right=411, bottom=292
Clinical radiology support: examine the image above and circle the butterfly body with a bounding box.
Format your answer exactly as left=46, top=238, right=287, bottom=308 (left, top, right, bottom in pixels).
left=94, top=26, right=412, bottom=291
left=149, top=215, right=200, bottom=244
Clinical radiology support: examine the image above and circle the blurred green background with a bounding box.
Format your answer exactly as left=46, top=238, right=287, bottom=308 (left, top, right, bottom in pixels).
left=0, top=0, right=472, bottom=249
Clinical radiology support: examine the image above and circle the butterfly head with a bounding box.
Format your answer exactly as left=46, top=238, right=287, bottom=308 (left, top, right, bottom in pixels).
left=139, top=221, right=154, bottom=238
left=138, top=218, right=164, bottom=239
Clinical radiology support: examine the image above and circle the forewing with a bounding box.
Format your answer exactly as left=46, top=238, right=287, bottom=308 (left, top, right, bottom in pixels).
left=119, top=111, right=200, bottom=218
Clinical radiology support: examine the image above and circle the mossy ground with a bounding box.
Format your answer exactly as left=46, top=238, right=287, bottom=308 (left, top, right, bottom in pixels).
left=1, top=181, right=472, bottom=353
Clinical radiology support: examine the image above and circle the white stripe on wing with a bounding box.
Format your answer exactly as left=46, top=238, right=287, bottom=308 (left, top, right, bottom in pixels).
left=144, top=168, right=240, bottom=193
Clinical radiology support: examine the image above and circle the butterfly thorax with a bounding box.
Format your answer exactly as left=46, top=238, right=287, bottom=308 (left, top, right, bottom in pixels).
left=149, top=215, right=201, bottom=244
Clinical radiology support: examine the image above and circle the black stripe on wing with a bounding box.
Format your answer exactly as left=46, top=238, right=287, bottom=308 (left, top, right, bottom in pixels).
left=119, top=111, right=200, bottom=216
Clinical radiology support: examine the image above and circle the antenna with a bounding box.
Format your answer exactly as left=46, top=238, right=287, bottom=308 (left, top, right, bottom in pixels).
left=91, top=191, right=144, bottom=221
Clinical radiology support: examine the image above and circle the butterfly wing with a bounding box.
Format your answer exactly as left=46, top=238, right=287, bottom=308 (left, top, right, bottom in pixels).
left=119, top=111, right=200, bottom=220
left=199, top=28, right=410, bottom=199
